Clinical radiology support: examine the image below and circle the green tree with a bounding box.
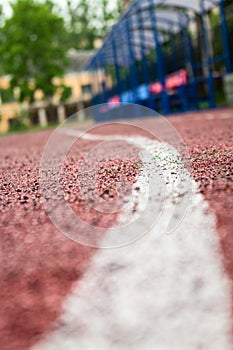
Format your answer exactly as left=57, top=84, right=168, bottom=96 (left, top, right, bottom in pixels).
left=0, top=0, right=70, bottom=103
left=66, top=0, right=96, bottom=50
left=0, top=4, right=5, bottom=75
left=94, top=0, right=122, bottom=39
left=65, top=0, right=122, bottom=50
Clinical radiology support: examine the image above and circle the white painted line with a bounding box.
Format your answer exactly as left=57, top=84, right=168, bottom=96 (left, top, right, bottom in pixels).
left=33, top=135, right=232, bottom=350
left=59, top=128, right=121, bottom=141
left=205, top=113, right=233, bottom=120
left=192, top=112, right=233, bottom=121
left=218, top=113, right=233, bottom=120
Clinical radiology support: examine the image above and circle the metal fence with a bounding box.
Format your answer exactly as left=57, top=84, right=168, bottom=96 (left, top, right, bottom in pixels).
left=86, top=0, right=232, bottom=118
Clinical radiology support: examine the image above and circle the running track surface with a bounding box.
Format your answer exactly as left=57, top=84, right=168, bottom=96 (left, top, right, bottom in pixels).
left=0, top=108, right=233, bottom=349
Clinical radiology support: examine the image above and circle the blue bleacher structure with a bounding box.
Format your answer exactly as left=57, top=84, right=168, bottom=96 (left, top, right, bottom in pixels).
left=85, top=0, right=232, bottom=121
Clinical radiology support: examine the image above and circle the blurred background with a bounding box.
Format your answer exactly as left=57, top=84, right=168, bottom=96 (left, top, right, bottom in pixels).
left=0, top=0, right=128, bottom=133
left=0, top=0, right=232, bottom=132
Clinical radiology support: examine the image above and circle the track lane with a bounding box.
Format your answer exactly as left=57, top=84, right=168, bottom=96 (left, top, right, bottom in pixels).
left=0, top=108, right=233, bottom=349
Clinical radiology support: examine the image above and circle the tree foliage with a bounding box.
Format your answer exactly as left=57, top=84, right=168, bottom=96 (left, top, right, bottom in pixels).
left=65, top=0, right=96, bottom=50
left=65, top=0, right=122, bottom=50
left=0, top=0, right=128, bottom=104
left=0, top=0, right=70, bottom=102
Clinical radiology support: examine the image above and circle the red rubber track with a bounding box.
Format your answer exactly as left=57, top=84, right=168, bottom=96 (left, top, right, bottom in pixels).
left=0, top=108, right=232, bottom=349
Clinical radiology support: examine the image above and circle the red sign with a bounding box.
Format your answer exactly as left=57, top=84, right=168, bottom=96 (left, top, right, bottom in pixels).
left=108, top=95, right=120, bottom=107
left=165, top=69, right=187, bottom=89
left=149, top=69, right=188, bottom=95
